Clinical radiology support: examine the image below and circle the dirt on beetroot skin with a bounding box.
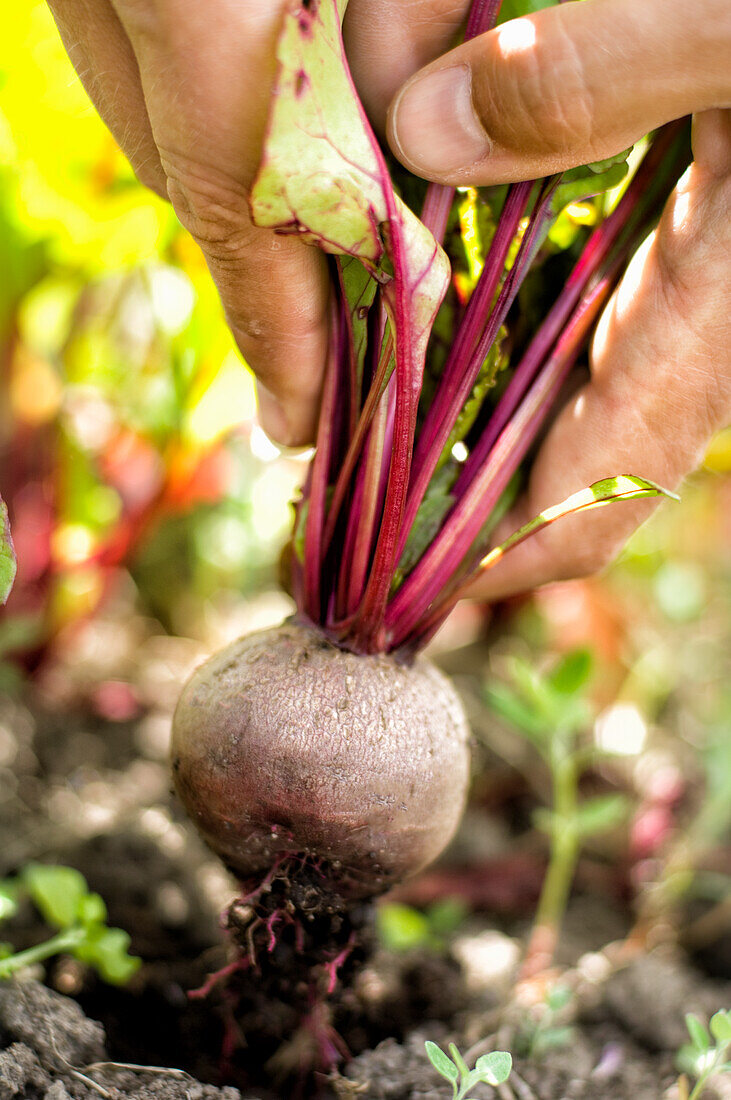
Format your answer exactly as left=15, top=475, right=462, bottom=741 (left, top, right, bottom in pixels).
left=0, top=651, right=729, bottom=1100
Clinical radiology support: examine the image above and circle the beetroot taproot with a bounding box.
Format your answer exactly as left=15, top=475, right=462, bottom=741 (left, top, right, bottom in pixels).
left=171, top=620, right=470, bottom=899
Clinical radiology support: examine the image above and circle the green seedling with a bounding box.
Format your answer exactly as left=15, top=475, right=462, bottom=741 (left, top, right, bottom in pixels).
left=377, top=898, right=468, bottom=954
left=485, top=649, right=629, bottom=976
left=676, top=1010, right=731, bottom=1100
left=425, top=1041, right=512, bottom=1098
left=515, top=983, right=575, bottom=1058
left=0, top=863, right=140, bottom=985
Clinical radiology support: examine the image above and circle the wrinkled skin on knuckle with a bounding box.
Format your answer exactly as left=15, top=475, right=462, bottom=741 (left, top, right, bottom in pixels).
left=162, top=154, right=259, bottom=259
left=482, top=13, right=596, bottom=159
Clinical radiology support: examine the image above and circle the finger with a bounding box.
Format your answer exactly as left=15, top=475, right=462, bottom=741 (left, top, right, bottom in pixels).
left=471, top=117, right=731, bottom=601
left=110, top=0, right=330, bottom=446
left=344, top=0, right=469, bottom=132
left=46, top=0, right=166, bottom=195
left=388, top=0, right=731, bottom=185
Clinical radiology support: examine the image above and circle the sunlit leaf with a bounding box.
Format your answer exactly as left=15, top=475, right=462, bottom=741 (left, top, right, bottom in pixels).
left=479, top=475, right=679, bottom=575
left=0, top=499, right=16, bottom=605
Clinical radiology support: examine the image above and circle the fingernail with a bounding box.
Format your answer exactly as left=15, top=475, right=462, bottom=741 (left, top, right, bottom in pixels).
left=256, top=384, right=291, bottom=446
left=390, top=65, right=491, bottom=178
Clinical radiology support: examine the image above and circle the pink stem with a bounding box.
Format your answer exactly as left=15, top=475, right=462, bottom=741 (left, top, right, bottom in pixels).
left=398, top=180, right=550, bottom=561
left=344, top=387, right=391, bottom=618
left=302, top=299, right=343, bottom=621
left=388, top=272, right=615, bottom=647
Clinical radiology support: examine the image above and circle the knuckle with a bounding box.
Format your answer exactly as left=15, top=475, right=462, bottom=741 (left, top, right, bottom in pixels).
left=503, top=14, right=595, bottom=155
left=161, top=153, right=259, bottom=261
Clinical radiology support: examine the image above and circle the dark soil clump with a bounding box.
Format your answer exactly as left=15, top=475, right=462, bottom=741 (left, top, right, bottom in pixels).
left=0, top=979, right=259, bottom=1100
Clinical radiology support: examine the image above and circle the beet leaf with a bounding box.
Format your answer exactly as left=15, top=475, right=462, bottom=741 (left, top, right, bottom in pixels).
left=0, top=498, right=15, bottom=606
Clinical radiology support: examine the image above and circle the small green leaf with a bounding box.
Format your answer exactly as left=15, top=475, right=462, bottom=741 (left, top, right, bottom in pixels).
left=475, top=1050, right=513, bottom=1085
left=22, top=865, right=88, bottom=929
left=426, top=898, right=468, bottom=937
left=448, top=1043, right=469, bottom=1078
left=76, top=926, right=141, bottom=986
left=586, top=147, right=634, bottom=174
left=484, top=683, right=549, bottom=742
left=686, top=1014, right=711, bottom=1052
left=548, top=650, right=593, bottom=696
left=377, top=903, right=431, bottom=953
left=425, top=1041, right=459, bottom=1084
left=545, top=984, right=573, bottom=1012
left=0, top=500, right=16, bottom=607
left=676, top=1043, right=704, bottom=1077
left=710, top=1010, right=731, bottom=1044
left=77, top=893, right=107, bottom=926
left=553, top=162, right=629, bottom=211
left=532, top=1026, right=576, bottom=1054
left=573, top=794, right=629, bottom=837
left=478, top=475, right=678, bottom=587
left=0, top=883, right=19, bottom=922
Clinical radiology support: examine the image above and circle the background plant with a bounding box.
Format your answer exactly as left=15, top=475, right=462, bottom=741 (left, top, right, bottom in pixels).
left=425, top=1041, right=512, bottom=1099
left=676, top=1010, right=731, bottom=1100
left=0, top=863, right=140, bottom=985
left=485, top=649, right=629, bottom=977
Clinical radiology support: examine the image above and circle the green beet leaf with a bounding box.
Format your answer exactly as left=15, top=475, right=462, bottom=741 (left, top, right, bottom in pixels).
left=0, top=499, right=16, bottom=606
left=250, top=0, right=450, bottom=393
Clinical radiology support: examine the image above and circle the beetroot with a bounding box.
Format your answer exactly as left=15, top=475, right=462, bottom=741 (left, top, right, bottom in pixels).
left=172, top=620, right=470, bottom=900
left=169, top=1, right=684, bottom=1053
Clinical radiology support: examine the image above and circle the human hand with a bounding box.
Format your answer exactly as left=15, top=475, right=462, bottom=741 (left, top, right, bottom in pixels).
left=383, top=0, right=731, bottom=598
left=44, top=0, right=473, bottom=447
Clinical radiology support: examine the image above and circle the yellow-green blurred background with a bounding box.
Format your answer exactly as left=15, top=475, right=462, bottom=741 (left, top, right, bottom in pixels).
left=1, top=3, right=314, bottom=657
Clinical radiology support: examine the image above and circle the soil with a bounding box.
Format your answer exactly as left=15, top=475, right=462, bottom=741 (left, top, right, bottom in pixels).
left=0, top=627, right=729, bottom=1100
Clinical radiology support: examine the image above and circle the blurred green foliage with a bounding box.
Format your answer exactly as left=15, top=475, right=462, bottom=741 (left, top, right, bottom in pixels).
left=1, top=5, right=300, bottom=652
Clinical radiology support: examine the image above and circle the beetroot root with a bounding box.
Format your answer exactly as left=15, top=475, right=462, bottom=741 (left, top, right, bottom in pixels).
left=171, top=620, right=470, bottom=899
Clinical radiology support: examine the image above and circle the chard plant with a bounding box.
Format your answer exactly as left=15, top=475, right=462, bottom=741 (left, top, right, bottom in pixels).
left=0, top=863, right=140, bottom=985
left=485, top=649, right=630, bottom=978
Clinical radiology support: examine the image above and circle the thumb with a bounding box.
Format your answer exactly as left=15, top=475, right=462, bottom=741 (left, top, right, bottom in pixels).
left=387, top=0, right=731, bottom=184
